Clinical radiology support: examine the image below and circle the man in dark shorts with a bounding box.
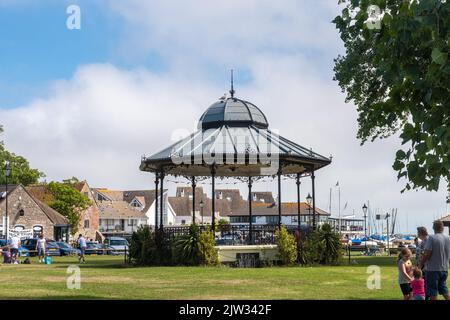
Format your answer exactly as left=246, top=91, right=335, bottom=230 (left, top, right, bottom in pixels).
left=420, top=221, right=450, bottom=300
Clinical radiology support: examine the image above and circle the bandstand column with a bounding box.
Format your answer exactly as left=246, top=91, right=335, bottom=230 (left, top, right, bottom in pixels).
left=311, top=169, right=316, bottom=229
left=296, top=173, right=301, bottom=230
left=160, top=171, right=165, bottom=230
left=154, top=172, right=159, bottom=229
left=277, top=169, right=282, bottom=230
left=192, top=176, right=196, bottom=225
left=211, top=166, right=216, bottom=231
left=248, top=176, right=253, bottom=245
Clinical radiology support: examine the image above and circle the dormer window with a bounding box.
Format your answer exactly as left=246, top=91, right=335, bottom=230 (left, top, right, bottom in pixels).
left=97, top=193, right=109, bottom=202
left=130, top=198, right=143, bottom=210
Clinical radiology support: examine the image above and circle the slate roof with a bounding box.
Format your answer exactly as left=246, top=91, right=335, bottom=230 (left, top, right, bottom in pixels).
left=1, top=185, right=69, bottom=225
left=97, top=201, right=148, bottom=219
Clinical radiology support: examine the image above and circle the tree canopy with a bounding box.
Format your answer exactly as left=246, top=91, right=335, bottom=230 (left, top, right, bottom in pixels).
left=333, top=0, right=449, bottom=199
left=0, top=125, right=44, bottom=185
left=47, top=180, right=92, bottom=235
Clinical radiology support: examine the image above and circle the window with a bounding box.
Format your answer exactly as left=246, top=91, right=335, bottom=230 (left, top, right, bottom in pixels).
left=128, top=219, right=137, bottom=226
left=84, top=219, right=90, bottom=229
left=291, top=216, right=298, bottom=223
left=266, top=216, right=279, bottom=225
left=18, top=209, right=25, bottom=216
left=230, top=216, right=256, bottom=223
left=96, top=193, right=109, bottom=201
left=181, top=220, right=186, bottom=225
left=14, top=225, right=25, bottom=231
left=33, top=225, right=43, bottom=238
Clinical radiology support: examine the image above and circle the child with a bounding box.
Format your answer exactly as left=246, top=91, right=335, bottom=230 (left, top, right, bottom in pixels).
left=410, top=267, right=425, bottom=300
left=398, top=247, right=413, bottom=300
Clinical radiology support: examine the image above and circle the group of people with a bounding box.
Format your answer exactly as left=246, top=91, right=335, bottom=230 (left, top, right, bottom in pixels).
left=2, top=233, right=89, bottom=264
left=1, top=234, right=21, bottom=264
left=397, top=220, right=450, bottom=300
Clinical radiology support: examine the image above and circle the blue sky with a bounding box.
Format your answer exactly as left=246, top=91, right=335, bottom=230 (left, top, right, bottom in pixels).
left=0, top=1, right=448, bottom=233
left=0, top=1, right=121, bottom=107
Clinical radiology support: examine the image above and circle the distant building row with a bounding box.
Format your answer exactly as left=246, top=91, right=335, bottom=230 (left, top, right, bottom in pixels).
left=1, top=181, right=331, bottom=240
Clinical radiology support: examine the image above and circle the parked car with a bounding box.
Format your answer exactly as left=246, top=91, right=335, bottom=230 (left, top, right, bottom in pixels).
left=21, top=238, right=61, bottom=256
left=0, top=239, right=30, bottom=257
left=97, top=244, right=121, bottom=255
left=56, top=242, right=77, bottom=256
left=104, top=237, right=129, bottom=253
left=83, top=241, right=104, bottom=255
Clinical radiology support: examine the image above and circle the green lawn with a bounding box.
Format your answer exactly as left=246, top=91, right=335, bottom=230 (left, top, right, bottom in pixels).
left=0, top=255, right=431, bottom=300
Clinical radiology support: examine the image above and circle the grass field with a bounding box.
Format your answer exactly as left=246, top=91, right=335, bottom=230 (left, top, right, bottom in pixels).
left=0, top=255, right=440, bottom=300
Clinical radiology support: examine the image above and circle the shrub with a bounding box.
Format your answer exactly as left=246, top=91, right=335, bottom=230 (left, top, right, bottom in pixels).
left=275, top=226, right=297, bottom=265
left=316, top=223, right=342, bottom=265
left=297, top=224, right=342, bottom=266
left=199, top=228, right=219, bottom=266
left=173, top=224, right=201, bottom=266
left=129, top=226, right=172, bottom=266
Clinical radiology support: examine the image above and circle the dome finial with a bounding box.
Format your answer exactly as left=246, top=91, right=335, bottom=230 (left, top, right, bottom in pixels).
left=229, top=69, right=235, bottom=98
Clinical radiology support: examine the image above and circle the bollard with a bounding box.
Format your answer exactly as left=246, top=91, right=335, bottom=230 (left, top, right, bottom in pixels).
left=348, top=244, right=351, bottom=264
left=124, top=246, right=127, bottom=264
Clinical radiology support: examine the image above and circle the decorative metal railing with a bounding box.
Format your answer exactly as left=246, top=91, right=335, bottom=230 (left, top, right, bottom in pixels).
left=161, top=224, right=308, bottom=245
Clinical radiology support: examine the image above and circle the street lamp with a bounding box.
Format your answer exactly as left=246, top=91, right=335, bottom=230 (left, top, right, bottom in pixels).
left=306, top=193, right=312, bottom=227
left=199, top=199, right=204, bottom=225
left=362, top=204, right=368, bottom=253
left=3, top=161, right=11, bottom=241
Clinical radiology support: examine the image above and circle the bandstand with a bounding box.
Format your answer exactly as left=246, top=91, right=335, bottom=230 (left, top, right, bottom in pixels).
left=140, top=81, right=332, bottom=244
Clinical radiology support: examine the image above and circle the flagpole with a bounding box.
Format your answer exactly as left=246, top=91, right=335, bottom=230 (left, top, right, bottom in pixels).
left=338, top=184, right=341, bottom=235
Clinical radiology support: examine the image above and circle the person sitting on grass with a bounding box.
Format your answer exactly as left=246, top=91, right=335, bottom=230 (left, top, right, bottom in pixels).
left=2, top=246, right=11, bottom=264
left=411, top=267, right=426, bottom=300
left=398, top=247, right=413, bottom=300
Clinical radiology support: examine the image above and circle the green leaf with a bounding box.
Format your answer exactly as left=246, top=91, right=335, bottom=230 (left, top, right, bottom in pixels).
left=431, top=48, right=448, bottom=65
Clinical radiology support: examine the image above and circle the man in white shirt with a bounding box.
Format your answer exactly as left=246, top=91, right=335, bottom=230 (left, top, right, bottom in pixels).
left=9, top=235, right=21, bottom=264
left=77, top=234, right=87, bottom=263
left=36, top=234, right=46, bottom=263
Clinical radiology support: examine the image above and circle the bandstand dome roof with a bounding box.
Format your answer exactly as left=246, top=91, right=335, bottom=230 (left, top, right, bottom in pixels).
left=140, top=94, right=332, bottom=177
left=198, top=98, right=268, bottom=130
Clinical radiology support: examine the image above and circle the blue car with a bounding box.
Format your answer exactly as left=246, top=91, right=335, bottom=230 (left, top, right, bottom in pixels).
left=56, top=242, right=77, bottom=256
left=21, top=238, right=61, bottom=256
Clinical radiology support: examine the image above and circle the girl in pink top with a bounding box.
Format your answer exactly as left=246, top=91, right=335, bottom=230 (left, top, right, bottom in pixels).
left=411, top=268, right=425, bottom=300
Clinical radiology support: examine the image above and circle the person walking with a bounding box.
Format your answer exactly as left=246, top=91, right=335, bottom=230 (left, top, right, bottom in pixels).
left=77, top=234, right=87, bottom=264
left=419, top=221, right=450, bottom=300
left=36, top=234, right=46, bottom=263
